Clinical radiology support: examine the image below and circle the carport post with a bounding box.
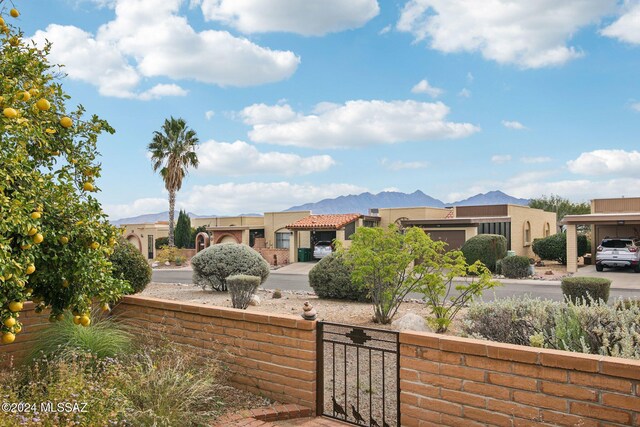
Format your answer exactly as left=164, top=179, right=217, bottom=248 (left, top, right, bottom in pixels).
left=566, top=224, right=578, bottom=273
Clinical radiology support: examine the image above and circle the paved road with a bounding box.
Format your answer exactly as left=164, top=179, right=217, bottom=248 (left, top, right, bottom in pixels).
left=152, top=269, right=640, bottom=301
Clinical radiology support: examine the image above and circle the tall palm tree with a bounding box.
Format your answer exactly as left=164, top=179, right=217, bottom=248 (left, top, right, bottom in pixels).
left=148, top=117, right=199, bottom=247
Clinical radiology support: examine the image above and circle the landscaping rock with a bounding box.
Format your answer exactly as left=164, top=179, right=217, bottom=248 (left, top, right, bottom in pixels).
left=151, top=262, right=159, bottom=268
left=249, top=295, right=261, bottom=306
left=164, top=261, right=171, bottom=266
left=392, top=313, right=431, bottom=332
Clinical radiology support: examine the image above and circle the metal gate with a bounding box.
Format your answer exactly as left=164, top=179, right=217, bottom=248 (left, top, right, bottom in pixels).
left=317, top=322, right=400, bottom=426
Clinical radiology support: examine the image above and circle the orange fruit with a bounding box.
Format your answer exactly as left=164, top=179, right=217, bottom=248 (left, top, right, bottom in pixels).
left=29, top=88, right=39, bottom=97
left=73, top=315, right=81, bottom=325
left=62, top=279, right=69, bottom=288
left=32, top=233, right=44, bottom=244
left=36, top=98, right=50, bottom=111
left=3, top=108, right=17, bottom=118
left=20, top=244, right=31, bottom=250
left=101, top=303, right=110, bottom=312
left=45, top=128, right=56, bottom=134
left=1, top=333, right=15, bottom=344
left=13, top=325, right=21, bottom=333
left=25, top=265, right=35, bottom=275
left=8, top=301, right=23, bottom=312
left=60, top=236, right=69, bottom=244
left=83, top=182, right=95, bottom=192
left=79, top=315, right=91, bottom=327
left=19, top=91, right=31, bottom=101
left=9, top=9, right=19, bottom=18
left=27, top=227, right=37, bottom=236
left=3, top=317, right=16, bottom=328
left=60, top=116, right=72, bottom=128
left=90, top=242, right=100, bottom=250
left=31, top=212, right=41, bottom=219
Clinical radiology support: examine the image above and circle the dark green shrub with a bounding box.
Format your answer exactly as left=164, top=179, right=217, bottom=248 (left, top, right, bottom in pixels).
left=561, top=277, right=611, bottom=304
left=110, top=239, right=152, bottom=294
left=533, top=233, right=589, bottom=265
left=155, top=236, right=169, bottom=249
left=310, top=253, right=368, bottom=301
left=500, top=255, right=531, bottom=278
left=191, top=243, right=269, bottom=291
left=174, top=209, right=192, bottom=249
left=227, top=274, right=261, bottom=309
left=460, top=234, right=507, bottom=272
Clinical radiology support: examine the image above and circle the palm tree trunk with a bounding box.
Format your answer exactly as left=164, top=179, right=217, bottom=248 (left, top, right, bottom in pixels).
left=168, top=190, right=176, bottom=247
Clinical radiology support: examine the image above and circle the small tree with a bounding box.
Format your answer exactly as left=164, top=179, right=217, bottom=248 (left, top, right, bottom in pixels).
left=191, top=244, right=269, bottom=291
left=529, top=194, right=590, bottom=232
left=345, top=226, right=498, bottom=327
left=533, top=233, right=589, bottom=264
left=174, top=210, right=191, bottom=249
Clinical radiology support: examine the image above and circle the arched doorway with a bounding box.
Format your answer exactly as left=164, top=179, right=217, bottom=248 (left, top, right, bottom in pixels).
left=217, top=234, right=240, bottom=244
left=125, top=233, right=142, bottom=252
left=195, top=232, right=210, bottom=253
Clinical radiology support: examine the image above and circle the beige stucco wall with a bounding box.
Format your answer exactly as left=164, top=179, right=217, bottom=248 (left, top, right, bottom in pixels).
left=507, top=205, right=557, bottom=257
left=263, top=211, right=311, bottom=250
left=591, top=197, right=640, bottom=213
left=377, top=206, right=450, bottom=228
left=192, top=216, right=264, bottom=229
left=121, top=222, right=169, bottom=260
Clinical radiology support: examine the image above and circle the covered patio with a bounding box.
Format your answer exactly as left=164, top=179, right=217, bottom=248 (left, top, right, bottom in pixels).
left=561, top=213, right=640, bottom=273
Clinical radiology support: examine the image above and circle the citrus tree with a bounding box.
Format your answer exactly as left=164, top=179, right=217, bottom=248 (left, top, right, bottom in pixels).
left=0, top=3, right=129, bottom=344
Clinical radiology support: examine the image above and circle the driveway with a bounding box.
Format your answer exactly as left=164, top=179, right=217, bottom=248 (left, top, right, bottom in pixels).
left=573, top=265, right=639, bottom=289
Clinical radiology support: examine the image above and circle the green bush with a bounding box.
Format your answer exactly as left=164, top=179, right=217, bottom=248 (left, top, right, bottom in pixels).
left=500, top=255, right=531, bottom=278
left=561, top=276, right=611, bottom=304
left=191, top=243, right=269, bottom=291
left=110, top=238, right=152, bottom=294
left=460, top=234, right=507, bottom=272
left=532, top=233, right=589, bottom=265
left=155, top=236, right=169, bottom=249
left=309, top=253, right=368, bottom=301
left=27, top=310, right=133, bottom=363
left=227, top=274, right=261, bottom=309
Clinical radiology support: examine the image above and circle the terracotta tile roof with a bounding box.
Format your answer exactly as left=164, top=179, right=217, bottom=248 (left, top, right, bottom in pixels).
left=287, top=214, right=361, bottom=230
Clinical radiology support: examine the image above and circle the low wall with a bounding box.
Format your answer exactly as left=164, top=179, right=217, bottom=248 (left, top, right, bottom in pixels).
left=258, top=248, right=290, bottom=266
left=179, top=248, right=196, bottom=259
left=0, top=302, right=51, bottom=366
left=400, top=332, right=640, bottom=426
left=111, top=295, right=316, bottom=409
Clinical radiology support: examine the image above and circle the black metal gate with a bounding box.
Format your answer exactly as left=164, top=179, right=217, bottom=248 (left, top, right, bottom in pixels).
left=317, top=322, right=400, bottom=426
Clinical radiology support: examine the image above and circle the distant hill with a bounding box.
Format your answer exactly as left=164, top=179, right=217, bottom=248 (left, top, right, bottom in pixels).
left=286, top=190, right=529, bottom=214
left=110, top=211, right=261, bottom=226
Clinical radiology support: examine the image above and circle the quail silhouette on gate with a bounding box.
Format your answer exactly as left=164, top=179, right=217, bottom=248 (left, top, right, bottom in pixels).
left=370, top=417, right=380, bottom=427
left=351, top=404, right=366, bottom=424
left=332, top=397, right=347, bottom=419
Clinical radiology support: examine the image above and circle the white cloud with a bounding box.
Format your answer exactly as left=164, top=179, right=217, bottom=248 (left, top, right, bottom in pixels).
left=411, top=79, right=444, bottom=97
left=521, top=156, right=552, bottom=164
left=567, top=149, right=640, bottom=176
left=397, top=0, right=616, bottom=68
left=502, top=120, right=527, bottom=130
left=379, top=25, right=392, bottom=35
left=205, top=110, right=215, bottom=120
left=491, top=154, right=512, bottom=164
left=381, top=158, right=429, bottom=171
left=138, top=84, right=188, bottom=101
left=458, top=88, right=472, bottom=98
left=30, top=0, right=300, bottom=98
left=196, top=140, right=335, bottom=176
left=241, top=100, right=480, bottom=148
left=199, top=0, right=379, bottom=36
left=601, top=3, right=640, bottom=44
left=106, top=182, right=368, bottom=218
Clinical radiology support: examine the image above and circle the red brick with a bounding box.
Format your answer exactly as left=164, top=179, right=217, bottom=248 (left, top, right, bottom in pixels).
left=440, top=413, right=484, bottom=427
left=487, top=343, right=540, bottom=363
left=438, top=335, right=488, bottom=356
left=512, top=363, right=568, bottom=382
left=465, top=354, right=512, bottom=373
left=600, top=358, right=640, bottom=381
left=569, top=371, right=632, bottom=393
left=487, top=372, right=538, bottom=391
left=464, top=406, right=512, bottom=427
left=401, top=404, right=441, bottom=424
left=463, top=380, right=511, bottom=400
left=540, top=351, right=600, bottom=373
left=539, top=381, right=597, bottom=402
left=419, top=372, right=463, bottom=390
left=513, top=390, right=567, bottom=412
left=401, top=380, right=440, bottom=398
left=439, top=363, right=485, bottom=382
left=570, top=402, right=632, bottom=424
left=487, top=399, right=540, bottom=420
left=400, top=331, right=440, bottom=348
left=540, top=410, right=598, bottom=427
left=440, top=389, right=486, bottom=408
left=417, top=347, right=463, bottom=365
left=416, top=396, right=462, bottom=416
left=601, top=392, right=640, bottom=411
left=401, top=356, right=439, bottom=374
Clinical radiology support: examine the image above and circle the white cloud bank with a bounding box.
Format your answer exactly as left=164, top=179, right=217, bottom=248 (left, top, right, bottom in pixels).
left=601, top=3, right=640, bottom=44
left=105, top=182, right=367, bottom=219
left=397, top=0, right=617, bottom=68
left=30, top=0, right=299, bottom=98
left=196, top=140, right=335, bottom=176
left=241, top=100, right=479, bottom=148
left=199, top=0, right=379, bottom=36
left=381, top=158, right=429, bottom=171
left=567, top=149, right=640, bottom=176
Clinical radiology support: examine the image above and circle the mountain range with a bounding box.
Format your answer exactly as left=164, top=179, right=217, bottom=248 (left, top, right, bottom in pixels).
left=111, top=190, right=529, bottom=224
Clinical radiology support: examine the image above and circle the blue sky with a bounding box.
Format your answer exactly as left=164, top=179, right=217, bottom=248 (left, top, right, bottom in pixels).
left=14, top=0, right=640, bottom=219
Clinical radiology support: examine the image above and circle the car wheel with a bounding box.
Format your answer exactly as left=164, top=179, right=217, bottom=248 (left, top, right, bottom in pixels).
left=595, top=264, right=604, bottom=272
left=634, top=264, right=640, bottom=273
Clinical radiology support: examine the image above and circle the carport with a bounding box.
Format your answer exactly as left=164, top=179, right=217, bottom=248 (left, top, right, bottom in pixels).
left=286, top=214, right=364, bottom=262
left=562, top=213, right=640, bottom=273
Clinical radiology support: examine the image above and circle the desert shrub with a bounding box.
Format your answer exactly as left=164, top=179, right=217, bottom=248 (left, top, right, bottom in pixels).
left=192, top=243, right=269, bottom=291
left=460, top=234, right=507, bottom=272
left=309, top=253, right=368, bottom=301
left=500, top=255, right=531, bottom=278
left=110, top=238, right=152, bottom=294
left=272, top=289, right=283, bottom=299
left=227, top=275, right=261, bottom=309
left=155, top=236, right=169, bottom=249
left=27, top=310, right=133, bottom=363
left=561, top=277, right=611, bottom=304
left=155, top=245, right=181, bottom=263
left=463, top=296, right=561, bottom=346
left=532, top=233, right=589, bottom=265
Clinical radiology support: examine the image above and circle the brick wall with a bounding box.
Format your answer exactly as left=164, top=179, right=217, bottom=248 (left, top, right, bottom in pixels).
left=258, top=248, right=290, bottom=266
left=0, top=302, right=51, bottom=366
left=400, top=331, right=640, bottom=427
left=111, top=295, right=316, bottom=409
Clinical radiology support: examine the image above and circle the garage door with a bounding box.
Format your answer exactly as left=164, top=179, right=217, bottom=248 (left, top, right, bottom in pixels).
left=426, top=230, right=466, bottom=249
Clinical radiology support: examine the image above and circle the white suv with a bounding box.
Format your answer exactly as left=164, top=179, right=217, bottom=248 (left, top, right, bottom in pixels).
left=596, top=238, right=640, bottom=272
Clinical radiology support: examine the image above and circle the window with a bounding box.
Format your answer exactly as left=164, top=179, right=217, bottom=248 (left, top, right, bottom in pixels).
left=478, top=222, right=511, bottom=250
left=524, top=221, right=531, bottom=246
left=544, top=222, right=551, bottom=237
left=344, top=221, right=356, bottom=240
left=275, top=231, right=290, bottom=249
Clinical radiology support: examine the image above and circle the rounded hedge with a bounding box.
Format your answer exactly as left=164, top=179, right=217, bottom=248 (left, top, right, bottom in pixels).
left=500, top=255, right=531, bottom=279
left=309, top=253, right=369, bottom=301
left=561, top=276, right=611, bottom=304
left=110, top=239, right=152, bottom=294
left=532, top=233, right=589, bottom=265
left=191, top=243, right=269, bottom=292
left=460, top=234, right=507, bottom=272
